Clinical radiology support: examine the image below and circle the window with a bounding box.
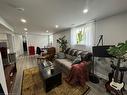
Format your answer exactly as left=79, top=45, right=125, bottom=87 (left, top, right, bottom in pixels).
left=71, top=22, right=95, bottom=51
left=49, top=35, right=53, bottom=43
left=76, top=27, right=85, bottom=44
left=48, top=35, right=53, bottom=47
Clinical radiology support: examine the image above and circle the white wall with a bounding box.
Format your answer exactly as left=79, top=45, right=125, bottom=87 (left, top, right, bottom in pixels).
left=0, top=34, right=7, bottom=41
left=71, top=22, right=95, bottom=51
left=13, top=34, right=23, bottom=57
left=0, top=16, right=14, bottom=32
left=95, top=12, right=127, bottom=45
left=53, top=12, right=127, bottom=83
left=7, top=34, right=14, bottom=53
left=53, top=29, right=87, bottom=52
left=0, top=53, right=8, bottom=95
left=27, top=34, right=49, bottom=50
left=53, top=23, right=95, bottom=52
left=53, top=13, right=127, bottom=50
left=94, top=12, right=127, bottom=83
left=53, top=29, right=71, bottom=52
left=0, top=33, right=24, bottom=57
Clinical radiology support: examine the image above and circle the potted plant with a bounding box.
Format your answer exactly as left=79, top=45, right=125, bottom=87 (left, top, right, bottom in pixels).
left=57, top=36, right=68, bottom=52
left=107, top=40, right=127, bottom=90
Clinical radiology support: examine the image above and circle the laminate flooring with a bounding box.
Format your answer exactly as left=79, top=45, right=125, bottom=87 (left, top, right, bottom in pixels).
left=11, top=55, right=125, bottom=95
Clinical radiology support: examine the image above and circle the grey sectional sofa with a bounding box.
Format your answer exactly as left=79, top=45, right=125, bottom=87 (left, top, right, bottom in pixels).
left=54, top=48, right=93, bottom=74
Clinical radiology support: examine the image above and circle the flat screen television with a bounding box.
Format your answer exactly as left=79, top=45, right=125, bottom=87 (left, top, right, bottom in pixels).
left=0, top=42, right=8, bottom=65
left=92, top=45, right=114, bottom=57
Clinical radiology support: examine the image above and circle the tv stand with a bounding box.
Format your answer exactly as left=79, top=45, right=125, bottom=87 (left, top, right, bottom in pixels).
left=0, top=42, right=17, bottom=93
left=4, top=63, right=17, bottom=93
left=4, top=53, right=17, bottom=93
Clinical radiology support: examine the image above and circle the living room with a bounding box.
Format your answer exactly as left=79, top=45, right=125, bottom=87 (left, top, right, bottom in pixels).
left=0, top=0, right=127, bottom=95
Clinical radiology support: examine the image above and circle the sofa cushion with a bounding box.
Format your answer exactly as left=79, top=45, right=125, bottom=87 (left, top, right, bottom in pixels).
left=65, top=54, right=76, bottom=61
left=68, top=49, right=72, bottom=55
left=70, top=49, right=77, bottom=56
left=64, top=48, right=71, bottom=54
left=55, top=48, right=92, bottom=74
left=57, top=52, right=65, bottom=59
left=55, top=59, right=72, bottom=69
left=80, top=52, right=92, bottom=61
left=72, top=55, right=81, bottom=64
left=73, top=50, right=83, bottom=56
left=69, top=49, right=74, bottom=55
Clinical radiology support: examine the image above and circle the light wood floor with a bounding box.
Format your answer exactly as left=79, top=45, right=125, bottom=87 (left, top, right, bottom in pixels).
left=12, top=56, right=111, bottom=95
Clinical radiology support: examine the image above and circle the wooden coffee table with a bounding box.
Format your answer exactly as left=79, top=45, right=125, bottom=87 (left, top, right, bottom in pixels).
left=38, top=61, right=62, bottom=92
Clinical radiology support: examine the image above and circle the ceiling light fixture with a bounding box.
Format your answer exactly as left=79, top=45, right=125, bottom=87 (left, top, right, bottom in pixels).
left=46, top=30, right=49, bottom=32
left=83, top=8, right=88, bottom=14
left=24, top=28, right=28, bottom=31
left=20, top=18, right=27, bottom=23
left=17, top=8, right=24, bottom=12
left=55, top=25, right=59, bottom=28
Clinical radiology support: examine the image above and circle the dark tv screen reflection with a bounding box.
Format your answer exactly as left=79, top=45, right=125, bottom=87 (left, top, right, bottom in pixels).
left=92, top=45, right=114, bottom=57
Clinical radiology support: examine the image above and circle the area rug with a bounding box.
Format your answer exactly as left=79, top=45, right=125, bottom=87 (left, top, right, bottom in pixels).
left=21, top=67, right=90, bottom=95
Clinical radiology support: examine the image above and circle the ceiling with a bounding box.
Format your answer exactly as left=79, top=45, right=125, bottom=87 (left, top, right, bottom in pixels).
left=0, top=0, right=127, bottom=35
left=0, top=25, right=10, bottom=34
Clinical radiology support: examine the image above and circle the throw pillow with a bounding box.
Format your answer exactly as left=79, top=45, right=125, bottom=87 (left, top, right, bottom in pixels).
left=64, top=48, right=70, bottom=54
left=72, top=55, right=81, bottom=64
left=69, top=49, right=77, bottom=56
left=66, top=54, right=76, bottom=61
left=81, top=52, right=92, bottom=61
left=69, top=49, right=74, bottom=55
left=57, top=52, right=65, bottom=59
left=72, top=49, right=77, bottom=56
left=74, top=50, right=83, bottom=56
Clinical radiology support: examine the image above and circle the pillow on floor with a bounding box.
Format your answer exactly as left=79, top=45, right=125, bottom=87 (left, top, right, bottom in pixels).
left=72, top=55, right=81, bottom=64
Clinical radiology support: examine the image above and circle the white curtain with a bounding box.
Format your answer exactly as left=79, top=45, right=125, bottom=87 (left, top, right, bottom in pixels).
left=71, top=27, right=77, bottom=45
left=71, top=21, right=95, bottom=51
left=85, top=22, right=95, bottom=51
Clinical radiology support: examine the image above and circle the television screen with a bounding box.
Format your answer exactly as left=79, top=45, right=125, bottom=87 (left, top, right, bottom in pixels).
left=0, top=42, right=8, bottom=65
left=92, top=45, right=114, bottom=57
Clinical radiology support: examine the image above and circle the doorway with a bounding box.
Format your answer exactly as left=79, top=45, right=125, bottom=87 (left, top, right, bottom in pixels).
left=23, top=41, right=27, bottom=55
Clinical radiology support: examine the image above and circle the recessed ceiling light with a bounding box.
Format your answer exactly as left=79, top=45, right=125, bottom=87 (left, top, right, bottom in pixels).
left=83, top=9, right=88, bottom=14
left=55, top=25, right=59, bottom=28
left=17, top=8, right=24, bottom=11
left=20, top=18, right=27, bottom=23
left=24, top=28, right=28, bottom=31
left=46, top=30, right=49, bottom=32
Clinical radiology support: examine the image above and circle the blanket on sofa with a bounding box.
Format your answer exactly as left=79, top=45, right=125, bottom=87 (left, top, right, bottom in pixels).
left=65, top=61, right=89, bottom=86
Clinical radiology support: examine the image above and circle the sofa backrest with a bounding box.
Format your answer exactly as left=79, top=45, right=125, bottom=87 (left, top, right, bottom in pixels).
left=64, top=48, right=92, bottom=62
